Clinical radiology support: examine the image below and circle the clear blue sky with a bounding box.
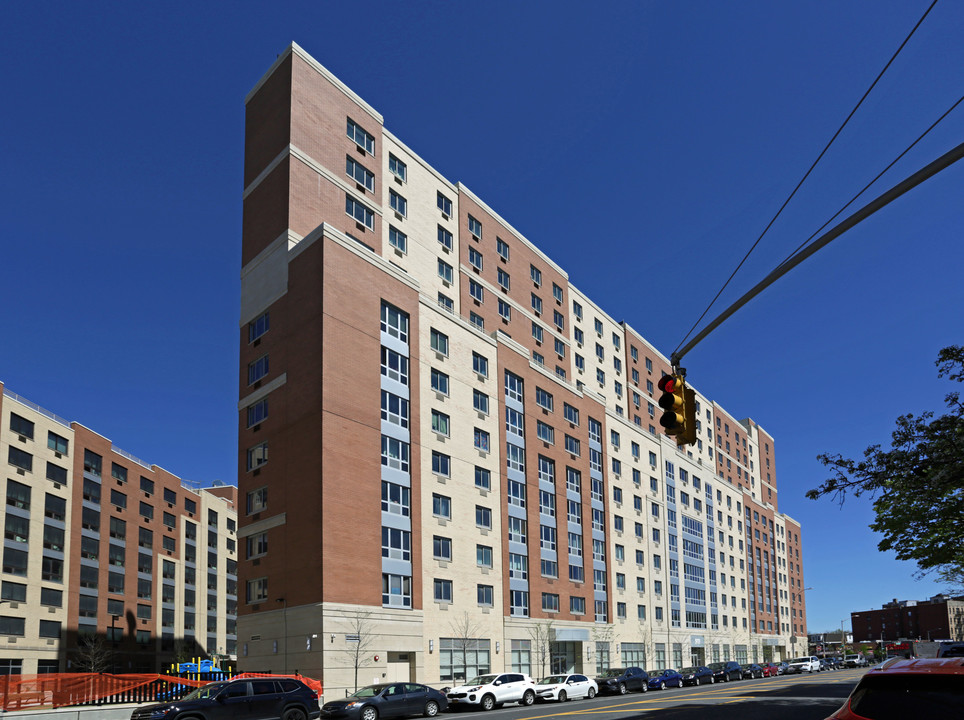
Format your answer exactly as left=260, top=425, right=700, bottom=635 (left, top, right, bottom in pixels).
left=3, top=1, right=962, bottom=635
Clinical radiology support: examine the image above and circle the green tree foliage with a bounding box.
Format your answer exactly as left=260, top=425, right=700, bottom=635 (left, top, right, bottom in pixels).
left=808, top=346, right=964, bottom=582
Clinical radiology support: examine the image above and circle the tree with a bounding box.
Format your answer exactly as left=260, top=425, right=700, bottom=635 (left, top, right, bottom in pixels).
left=808, top=345, right=964, bottom=582
left=448, top=612, right=482, bottom=683
left=526, top=620, right=555, bottom=680
left=74, top=634, right=112, bottom=673
left=342, top=611, right=377, bottom=692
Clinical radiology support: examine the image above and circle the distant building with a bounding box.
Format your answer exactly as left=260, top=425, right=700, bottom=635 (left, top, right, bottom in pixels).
left=851, top=595, right=964, bottom=643
left=235, top=42, right=809, bottom=692
left=0, top=382, right=238, bottom=674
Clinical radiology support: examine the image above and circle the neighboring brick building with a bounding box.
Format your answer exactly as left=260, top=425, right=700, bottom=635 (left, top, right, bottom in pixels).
left=0, top=382, right=237, bottom=674
left=852, top=595, right=964, bottom=643
left=236, top=42, right=808, bottom=692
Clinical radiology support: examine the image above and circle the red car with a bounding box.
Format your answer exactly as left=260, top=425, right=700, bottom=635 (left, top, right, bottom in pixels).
left=825, top=657, right=964, bottom=719
left=760, top=663, right=779, bottom=677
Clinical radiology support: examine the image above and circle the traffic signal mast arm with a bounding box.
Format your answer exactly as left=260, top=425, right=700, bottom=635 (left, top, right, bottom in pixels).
left=671, top=138, right=964, bottom=368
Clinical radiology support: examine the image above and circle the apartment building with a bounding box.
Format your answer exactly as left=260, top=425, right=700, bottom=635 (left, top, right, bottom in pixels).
left=852, top=595, right=964, bottom=643
left=0, top=382, right=238, bottom=674
left=236, top=42, right=807, bottom=691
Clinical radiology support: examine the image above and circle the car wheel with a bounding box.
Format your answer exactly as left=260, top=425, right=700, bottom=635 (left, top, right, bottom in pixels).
left=618, top=683, right=627, bottom=695
left=362, top=707, right=378, bottom=720
left=587, top=688, right=596, bottom=699
left=481, top=695, right=495, bottom=711
left=711, top=676, right=716, bottom=684
left=640, top=683, right=647, bottom=693
left=424, top=700, right=439, bottom=717
left=521, top=690, right=535, bottom=706
left=659, top=681, right=665, bottom=691
left=283, top=709, right=307, bottom=720
left=558, top=691, right=567, bottom=703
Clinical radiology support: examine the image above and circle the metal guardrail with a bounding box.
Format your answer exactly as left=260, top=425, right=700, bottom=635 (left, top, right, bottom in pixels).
left=2, top=389, right=71, bottom=428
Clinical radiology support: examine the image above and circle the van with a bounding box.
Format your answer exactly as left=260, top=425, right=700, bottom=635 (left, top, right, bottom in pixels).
left=788, top=656, right=821, bottom=673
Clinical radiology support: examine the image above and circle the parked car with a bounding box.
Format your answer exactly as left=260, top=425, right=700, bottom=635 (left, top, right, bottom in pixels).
left=740, top=663, right=764, bottom=679
left=445, top=673, right=536, bottom=711
left=707, top=661, right=742, bottom=683
left=824, top=657, right=964, bottom=719
left=322, top=683, right=445, bottom=720
left=594, top=667, right=649, bottom=695
left=646, top=669, right=683, bottom=690
left=534, top=674, right=596, bottom=702
left=936, top=642, right=964, bottom=658
left=775, top=661, right=792, bottom=675
left=132, top=677, right=321, bottom=720
left=760, top=663, right=780, bottom=677
left=788, top=656, right=821, bottom=673
left=819, top=658, right=836, bottom=672
left=844, top=654, right=868, bottom=668
left=678, top=666, right=714, bottom=686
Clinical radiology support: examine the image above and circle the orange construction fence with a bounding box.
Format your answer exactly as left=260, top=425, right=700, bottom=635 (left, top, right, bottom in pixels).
left=0, top=672, right=323, bottom=711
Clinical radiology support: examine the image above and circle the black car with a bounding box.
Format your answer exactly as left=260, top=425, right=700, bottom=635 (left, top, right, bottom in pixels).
left=707, top=661, right=742, bottom=682
left=131, top=677, right=320, bottom=720
left=322, top=683, right=447, bottom=720
left=678, top=666, right=714, bottom=686
left=593, top=667, right=649, bottom=694
left=740, top=663, right=764, bottom=679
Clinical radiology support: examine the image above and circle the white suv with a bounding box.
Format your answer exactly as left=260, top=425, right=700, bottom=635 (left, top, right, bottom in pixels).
left=844, top=654, right=869, bottom=667
left=788, top=656, right=821, bottom=673
left=446, top=673, right=536, bottom=711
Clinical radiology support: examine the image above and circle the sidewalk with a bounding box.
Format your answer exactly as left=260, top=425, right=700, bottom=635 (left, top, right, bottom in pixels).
left=0, top=703, right=141, bottom=719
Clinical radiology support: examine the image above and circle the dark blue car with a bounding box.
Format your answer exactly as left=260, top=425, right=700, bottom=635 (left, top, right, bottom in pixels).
left=646, top=669, right=683, bottom=690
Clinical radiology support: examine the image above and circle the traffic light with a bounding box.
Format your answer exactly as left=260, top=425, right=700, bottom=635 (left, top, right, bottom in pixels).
left=658, top=373, right=697, bottom=446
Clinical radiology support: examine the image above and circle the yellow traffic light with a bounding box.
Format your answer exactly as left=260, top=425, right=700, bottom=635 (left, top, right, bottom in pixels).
left=658, top=373, right=697, bottom=446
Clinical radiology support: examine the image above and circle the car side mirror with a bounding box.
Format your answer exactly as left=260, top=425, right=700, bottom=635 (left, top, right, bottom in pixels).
left=493, top=681, right=501, bottom=686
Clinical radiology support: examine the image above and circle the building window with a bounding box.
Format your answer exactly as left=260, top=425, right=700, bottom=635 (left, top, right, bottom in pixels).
left=246, top=398, right=268, bottom=427
left=382, top=573, right=412, bottom=608
left=246, top=442, right=268, bottom=471
left=345, top=194, right=375, bottom=230
left=469, top=279, right=484, bottom=302
left=570, top=596, right=586, bottom=614
left=536, top=421, right=554, bottom=444
left=380, top=436, right=410, bottom=473
left=246, top=577, right=268, bottom=604
left=475, top=467, right=490, bottom=490
left=9, top=413, right=34, bottom=439
left=346, top=155, right=374, bottom=191
left=389, top=225, right=407, bottom=252
left=474, top=428, right=490, bottom=453
left=476, top=505, right=492, bottom=529
left=472, top=352, right=489, bottom=377
left=477, top=584, right=494, bottom=606
left=531, top=293, right=543, bottom=315
left=438, top=225, right=453, bottom=250
left=246, top=487, right=267, bottom=514
left=347, top=118, right=374, bottom=153
left=532, top=322, right=544, bottom=343
left=542, top=593, right=560, bottom=612
left=388, top=153, right=407, bottom=181
left=530, top=265, right=542, bottom=286
left=247, top=355, right=269, bottom=385
left=382, top=527, right=411, bottom=561
left=381, top=391, right=409, bottom=428
left=433, top=536, right=452, bottom=561
left=389, top=189, right=407, bottom=217
left=431, top=329, right=449, bottom=356
left=381, top=482, right=410, bottom=517
left=431, top=410, right=450, bottom=437
left=7, top=448, right=32, bottom=474
left=431, top=368, right=449, bottom=395
left=46, top=431, right=69, bottom=455
left=437, top=191, right=452, bottom=217
left=432, top=451, right=451, bottom=477
left=434, top=579, right=453, bottom=603
left=469, top=312, right=484, bottom=330
left=498, top=299, right=511, bottom=321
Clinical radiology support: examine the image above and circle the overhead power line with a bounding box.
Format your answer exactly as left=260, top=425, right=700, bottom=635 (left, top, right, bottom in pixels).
left=673, top=0, right=939, bottom=358
left=671, top=138, right=964, bottom=367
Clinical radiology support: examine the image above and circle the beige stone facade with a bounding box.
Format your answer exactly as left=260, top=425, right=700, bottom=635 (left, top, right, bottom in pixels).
left=237, top=42, right=808, bottom=695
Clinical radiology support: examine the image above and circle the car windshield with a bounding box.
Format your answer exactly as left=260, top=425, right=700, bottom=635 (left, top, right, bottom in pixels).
left=790, top=658, right=809, bottom=663
left=182, top=682, right=228, bottom=701
left=539, top=675, right=568, bottom=685
left=467, top=675, right=498, bottom=685
left=708, top=663, right=724, bottom=670
left=600, top=669, right=625, bottom=678
left=851, top=674, right=964, bottom=718
left=350, top=686, right=387, bottom=698
left=679, top=667, right=698, bottom=674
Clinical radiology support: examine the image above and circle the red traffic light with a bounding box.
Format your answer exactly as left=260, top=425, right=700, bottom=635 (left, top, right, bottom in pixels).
left=658, top=375, right=678, bottom=393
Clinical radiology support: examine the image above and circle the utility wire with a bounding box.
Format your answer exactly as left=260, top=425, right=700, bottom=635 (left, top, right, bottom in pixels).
left=776, top=92, right=964, bottom=272
left=671, top=137, right=964, bottom=366
left=672, top=0, right=939, bottom=359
